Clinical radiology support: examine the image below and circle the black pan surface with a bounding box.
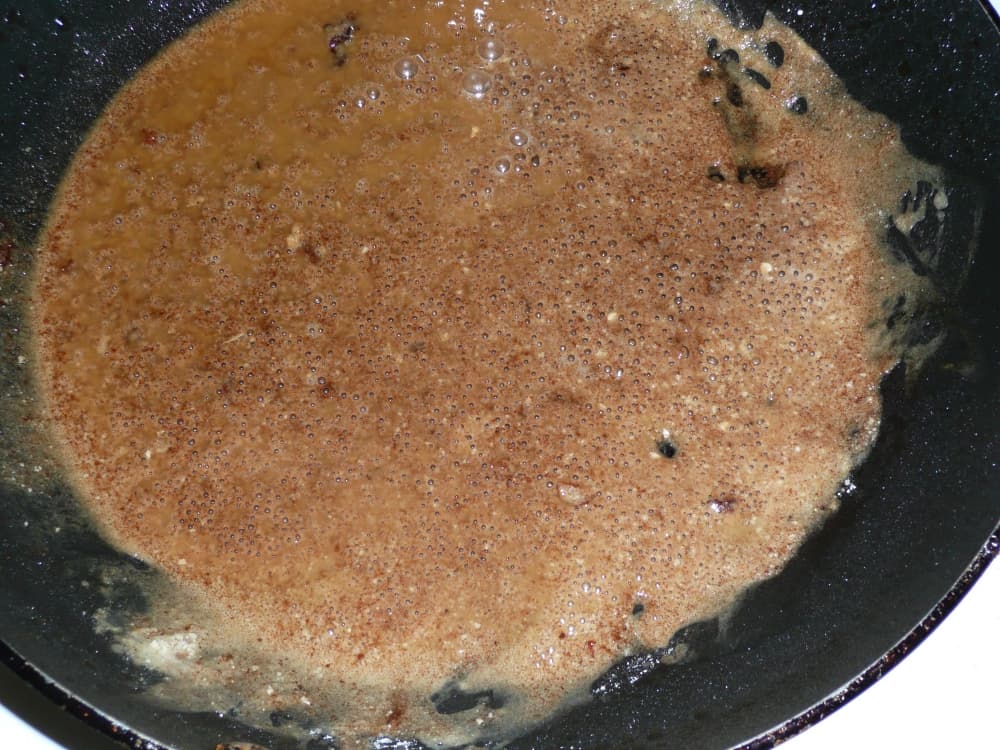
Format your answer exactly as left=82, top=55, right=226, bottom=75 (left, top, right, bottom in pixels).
left=1, top=1, right=998, bottom=749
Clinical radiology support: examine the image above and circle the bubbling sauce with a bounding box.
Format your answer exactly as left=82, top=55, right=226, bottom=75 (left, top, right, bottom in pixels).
left=32, top=0, right=932, bottom=745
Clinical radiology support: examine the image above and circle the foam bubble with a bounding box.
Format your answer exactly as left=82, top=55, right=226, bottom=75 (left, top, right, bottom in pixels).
left=394, top=57, right=419, bottom=80
left=462, top=69, right=492, bottom=99
left=477, top=38, right=505, bottom=62
left=510, top=129, right=529, bottom=147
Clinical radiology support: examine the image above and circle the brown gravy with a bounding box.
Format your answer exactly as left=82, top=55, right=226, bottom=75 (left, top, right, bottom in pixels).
left=31, top=0, right=930, bottom=744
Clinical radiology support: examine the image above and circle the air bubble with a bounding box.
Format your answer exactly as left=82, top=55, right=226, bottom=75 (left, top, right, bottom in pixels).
left=477, top=38, right=504, bottom=62
left=496, top=158, right=511, bottom=174
left=510, top=130, right=529, bottom=147
left=367, top=87, right=380, bottom=101
left=395, top=57, right=419, bottom=80
left=462, top=69, right=492, bottom=99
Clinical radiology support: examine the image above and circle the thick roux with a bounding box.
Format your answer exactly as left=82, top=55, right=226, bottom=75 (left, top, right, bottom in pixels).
left=33, top=0, right=922, bottom=744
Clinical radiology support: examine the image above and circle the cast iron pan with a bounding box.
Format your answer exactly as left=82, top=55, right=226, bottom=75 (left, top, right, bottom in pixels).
left=1, top=1, right=998, bottom=748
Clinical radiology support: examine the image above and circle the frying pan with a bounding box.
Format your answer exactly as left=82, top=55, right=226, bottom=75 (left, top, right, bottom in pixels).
left=1, top=1, right=998, bottom=748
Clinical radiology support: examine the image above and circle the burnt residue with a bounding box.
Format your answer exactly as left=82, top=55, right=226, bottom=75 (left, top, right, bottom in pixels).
left=763, top=40, right=785, bottom=68
left=726, top=81, right=744, bottom=107
left=701, top=37, right=791, bottom=191
left=656, top=437, right=677, bottom=458
left=743, top=67, right=771, bottom=90
left=716, top=47, right=741, bottom=66
left=886, top=293, right=909, bottom=331
left=887, top=178, right=976, bottom=305
left=737, top=162, right=786, bottom=189
left=900, top=180, right=939, bottom=215
left=786, top=95, right=809, bottom=114
left=326, top=16, right=358, bottom=67
left=883, top=180, right=952, bottom=282
left=706, top=38, right=740, bottom=68
left=431, top=684, right=505, bottom=715
left=701, top=39, right=758, bottom=142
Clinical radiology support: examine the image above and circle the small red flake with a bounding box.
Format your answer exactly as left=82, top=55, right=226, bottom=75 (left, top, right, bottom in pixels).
left=141, top=128, right=158, bottom=145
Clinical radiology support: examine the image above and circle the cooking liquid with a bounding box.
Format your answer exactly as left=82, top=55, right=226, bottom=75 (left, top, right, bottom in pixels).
left=31, top=0, right=934, bottom=745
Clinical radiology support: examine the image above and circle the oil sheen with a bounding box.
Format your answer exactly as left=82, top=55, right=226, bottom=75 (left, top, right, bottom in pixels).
left=31, top=0, right=935, bottom=745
